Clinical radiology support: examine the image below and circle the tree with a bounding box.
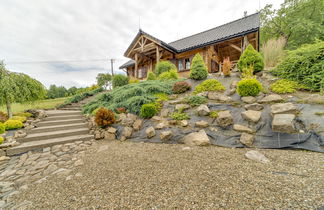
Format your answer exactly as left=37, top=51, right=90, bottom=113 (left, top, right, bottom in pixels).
left=67, top=86, right=78, bottom=96
left=96, top=73, right=112, bottom=90
left=154, top=61, right=177, bottom=76
left=112, top=74, right=129, bottom=88
left=0, top=61, right=46, bottom=118
left=238, top=44, right=264, bottom=73
left=47, top=85, right=67, bottom=99
left=189, top=53, right=208, bottom=80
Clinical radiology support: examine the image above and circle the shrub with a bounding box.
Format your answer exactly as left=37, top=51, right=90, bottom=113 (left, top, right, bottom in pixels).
left=270, top=41, right=324, bottom=92
left=91, top=107, right=101, bottom=116
left=4, top=120, right=24, bottom=130
left=270, top=79, right=301, bottom=94
left=238, top=44, right=264, bottom=73
left=172, top=81, right=191, bottom=94
left=193, top=79, right=225, bottom=94
left=140, top=103, right=158, bottom=118
left=184, top=95, right=207, bottom=107
left=189, top=53, right=208, bottom=80
left=171, top=110, right=190, bottom=120
left=222, top=57, right=231, bottom=76
left=129, top=77, right=140, bottom=84
left=237, top=78, right=263, bottom=96
left=155, top=61, right=177, bottom=76
left=0, top=111, right=8, bottom=123
left=10, top=116, right=27, bottom=123
left=116, top=107, right=127, bottom=114
left=242, top=65, right=255, bottom=79
left=157, top=70, right=179, bottom=81
left=95, top=108, right=116, bottom=127
left=0, top=123, right=5, bottom=134
left=58, top=87, right=104, bottom=108
left=147, top=71, right=156, bottom=80
left=112, top=74, right=129, bottom=88
left=209, top=111, right=219, bottom=118
left=261, top=37, right=286, bottom=68
left=0, top=136, right=3, bottom=144
left=14, top=112, right=33, bottom=118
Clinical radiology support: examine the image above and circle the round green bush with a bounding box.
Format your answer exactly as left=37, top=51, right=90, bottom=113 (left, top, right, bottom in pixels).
left=189, top=53, right=208, bottom=80
left=147, top=71, right=156, bottom=80
left=157, top=70, right=179, bottom=81
left=172, top=81, right=191, bottom=94
left=270, top=79, right=300, bottom=94
left=4, top=120, right=24, bottom=130
left=154, top=61, right=177, bottom=76
left=193, top=79, right=225, bottom=94
left=140, top=103, right=158, bottom=118
left=0, top=123, right=5, bottom=134
left=10, top=116, right=27, bottom=123
left=112, top=74, right=129, bottom=88
left=237, top=78, right=263, bottom=97
left=238, top=44, right=264, bottom=73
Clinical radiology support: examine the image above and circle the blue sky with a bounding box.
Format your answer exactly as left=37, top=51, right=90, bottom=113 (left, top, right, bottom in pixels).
left=0, top=0, right=283, bottom=88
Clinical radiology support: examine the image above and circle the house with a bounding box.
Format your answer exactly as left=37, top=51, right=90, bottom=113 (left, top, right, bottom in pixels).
left=119, top=13, right=260, bottom=79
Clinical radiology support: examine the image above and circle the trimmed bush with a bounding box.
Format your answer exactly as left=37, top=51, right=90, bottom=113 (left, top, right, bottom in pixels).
left=155, top=61, right=177, bottom=76
left=222, top=57, right=231, bottom=76
left=13, top=112, right=33, bottom=118
left=157, top=70, right=179, bottom=81
left=112, top=74, right=129, bottom=88
left=238, top=44, right=264, bottom=73
left=140, top=103, right=158, bottom=118
left=189, top=53, right=208, bottom=80
left=95, top=108, right=116, bottom=127
left=270, top=79, right=301, bottom=94
left=237, top=78, right=263, bottom=96
left=10, top=116, right=27, bottom=123
left=193, top=79, right=225, bottom=94
left=171, top=110, right=190, bottom=120
left=172, top=81, right=191, bottom=94
left=147, top=71, right=156, bottom=80
left=4, top=120, right=24, bottom=130
left=184, top=95, right=207, bottom=107
left=0, top=111, right=8, bottom=123
left=0, top=123, right=5, bottom=134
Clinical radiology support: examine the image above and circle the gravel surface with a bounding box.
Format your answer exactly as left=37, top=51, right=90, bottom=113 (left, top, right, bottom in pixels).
left=11, top=141, right=324, bottom=209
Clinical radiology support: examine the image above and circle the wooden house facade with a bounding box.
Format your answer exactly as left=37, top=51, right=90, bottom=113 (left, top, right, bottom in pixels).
left=119, top=13, right=260, bottom=79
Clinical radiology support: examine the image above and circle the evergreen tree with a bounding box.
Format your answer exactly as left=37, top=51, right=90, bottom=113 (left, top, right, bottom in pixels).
left=189, top=53, right=208, bottom=80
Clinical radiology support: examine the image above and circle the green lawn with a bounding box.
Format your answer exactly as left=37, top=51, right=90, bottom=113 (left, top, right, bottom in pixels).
left=0, top=97, right=69, bottom=113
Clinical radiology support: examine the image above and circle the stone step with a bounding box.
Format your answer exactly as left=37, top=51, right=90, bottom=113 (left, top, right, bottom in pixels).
left=58, top=108, right=82, bottom=111
left=36, top=119, right=85, bottom=127
left=28, top=123, right=88, bottom=134
left=43, top=115, right=83, bottom=121
left=46, top=110, right=82, bottom=117
left=17, top=128, right=89, bottom=143
left=6, top=134, right=93, bottom=156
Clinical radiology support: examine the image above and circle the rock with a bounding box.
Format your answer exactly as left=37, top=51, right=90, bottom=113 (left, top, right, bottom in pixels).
left=155, top=121, right=168, bottom=130
left=94, top=131, right=101, bottom=140
left=133, top=119, right=143, bottom=131
left=230, top=80, right=238, bottom=89
left=160, top=109, right=170, bottom=118
left=270, top=103, right=298, bottom=115
left=104, top=131, right=116, bottom=140
left=217, top=111, right=233, bottom=128
left=197, top=92, right=208, bottom=97
left=145, top=126, right=156, bottom=138
left=0, top=149, right=6, bottom=157
left=180, top=120, right=188, bottom=127
left=43, top=147, right=51, bottom=153
left=121, top=118, right=134, bottom=127
left=160, top=131, right=173, bottom=141
left=107, top=127, right=117, bottom=134
left=127, top=113, right=137, bottom=121
left=182, top=147, right=191, bottom=151
left=245, top=150, right=270, bottom=163
left=152, top=116, right=163, bottom=122
left=75, top=172, right=83, bottom=177
left=182, top=130, right=210, bottom=146
left=74, top=159, right=84, bottom=167
left=197, top=104, right=210, bottom=116
left=233, top=124, right=254, bottom=134
left=169, top=99, right=182, bottom=105
left=31, top=160, right=50, bottom=171
left=241, top=96, right=257, bottom=104
left=241, top=110, right=261, bottom=123
left=208, top=92, right=233, bottom=103
left=272, top=114, right=296, bottom=133
left=244, top=103, right=263, bottom=111
left=175, top=104, right=190, bottom=111
left=14, top=130, right=27, bottom=138
left=121, top=127, right=133, bottom=139
left=240, top=133, right=255, bottom=147
left=227, top=88, right=236, bottom=96
left=195, top=120, right=209, bottom=128
left=53, top=168, right=72, bottom=176
left=259, top=94, right=283, bottom=103
left=0, top=156, right=10, bottom=162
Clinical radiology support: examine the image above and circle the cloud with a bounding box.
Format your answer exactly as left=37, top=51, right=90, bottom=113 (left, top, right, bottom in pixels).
left=0, top=0, right=283, bottom=88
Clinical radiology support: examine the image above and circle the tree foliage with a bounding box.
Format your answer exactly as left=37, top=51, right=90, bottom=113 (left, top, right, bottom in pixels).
left=96, top=73, right=112, bottom=90
left=154, top=61, right=177, bottom=76
left=238, top=44, right=264, bottom=73
left=112, top=74, right=129, bottom=88
left=189, top=53, right=208, bottom=80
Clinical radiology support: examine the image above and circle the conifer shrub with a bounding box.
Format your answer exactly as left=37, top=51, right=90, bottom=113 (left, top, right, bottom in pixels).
left=155, top=61, right=177, bottom=76
left=270, top=79, right=301, bottom=94
left=171, top=108, right=190, bottom=120
left=157, top=70, right=179, bottom=81
left=238, top=44, right=264, bottom=73
left=222, top=57, right=231, bottom=76
left=172, top=81, right=191, bottom=94
left=0, top=123, right=5, bottom=134
left=184, top=95, right=207, bottom=107
left=237, top=78, right=263, bottom=96
left=140, top=103, right=158, bottom=118
left=0, top=136, right=3, bottom=144
left=193, top=79, right=225, bottom=94
left=13, top=112, right=33, bottom=118
left=0, top=111, right=8, bottom=123
left=129, top=77, right=140, bottom=84
left=147, top=71, right=156, bottom=80
left=112, top=74, right=129, bottom=88
left=189, top=53, right=208, bottom=80
left=95, top=108, right=116, bottom=127
left=4, top=120, right=24, bottom=130
left=10, top=116, right=27, bottom=123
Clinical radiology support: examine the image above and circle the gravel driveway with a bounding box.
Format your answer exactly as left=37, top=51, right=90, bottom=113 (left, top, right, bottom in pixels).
left=11, top=141, right=324, bottom=209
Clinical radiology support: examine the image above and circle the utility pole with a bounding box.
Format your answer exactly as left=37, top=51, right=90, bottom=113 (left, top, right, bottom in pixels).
left=110, top=59, right=115, bottom=76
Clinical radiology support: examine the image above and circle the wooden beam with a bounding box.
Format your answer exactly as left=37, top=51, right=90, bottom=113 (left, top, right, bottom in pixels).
left=135, top=53, right=138, bottom=78
left=229, top=44, right=241, bottom=52
left=156, top=45, right=160, bottom=63
left=242, top=35, right=249, bottom=52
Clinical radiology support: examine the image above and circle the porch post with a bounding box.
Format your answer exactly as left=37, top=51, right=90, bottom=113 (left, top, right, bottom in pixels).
left=156, top=45, right=160, bottom=64
left=135, top=53, right=138, bottom=78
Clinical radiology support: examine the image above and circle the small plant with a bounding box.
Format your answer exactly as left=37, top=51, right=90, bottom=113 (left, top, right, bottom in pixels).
left=4, top=120, right=24, bottom=130
left=0, top=111, right=8, bottom=123
left=155, top=93, right=169, bottom=103
left=241, top=65, right=255, bottom=79
left=209, top=111, right=219, bottom=118
left=0, top=123, right=5, bottom=134
left=270, top=79, right=300, bottom=94
left=10, top=116, right=27, bottom=123
left=91, top=107, right=100, bottom=116
left=129, top=77, right=140, bottom=84
left=157, top=70, right=179, bottom=81
left=189, top=53, right=208, bottom=80
left=315, top=112, right=324, bottom=116
left=238, top=44, right=264, bottom=73
left=0, top=136, right=4, bottom=144
left=172, top=81, right=191, bottom=94
left=13, top=112, right=33, bottom=118
left=95, top=108, right=116, bottom=127
left=184, top=95, right=207, bottom=107
left=237, top=78, right=263, bottom=97
left=171, top=109, right=190, bottom=120
left=147, top=71, right=156, bottom=80
left=155, top=61, right=177, bottom=76
left=222, top=57, right=231, bottom=76
left=112, top=74, right=129, bottom=88
left=193, top=79, right=225, bottom=94
left=116, top=107, right=127, bottom=114
left=140, top=103, right=158, bottom=118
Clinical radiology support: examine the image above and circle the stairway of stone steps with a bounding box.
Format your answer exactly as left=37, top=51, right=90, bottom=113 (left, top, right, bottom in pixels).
left=6, top=110, right=93, bottom=156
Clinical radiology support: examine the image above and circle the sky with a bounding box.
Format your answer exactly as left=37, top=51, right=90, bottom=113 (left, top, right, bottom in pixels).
left=0, top=0, right=284, bottom=88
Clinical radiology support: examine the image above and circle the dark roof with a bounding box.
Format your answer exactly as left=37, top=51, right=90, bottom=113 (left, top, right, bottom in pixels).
left=119, top=60, right=135, bottom=69
left=120, top=13, right=260, bottom=69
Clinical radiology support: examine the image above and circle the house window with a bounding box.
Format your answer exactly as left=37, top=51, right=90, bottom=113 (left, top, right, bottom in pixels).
left=178, top=59, right=184, bottom=71
left=185, top=58, right=190, bottom=70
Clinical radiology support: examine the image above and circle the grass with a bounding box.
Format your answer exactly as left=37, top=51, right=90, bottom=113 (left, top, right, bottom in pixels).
left=0, top=97, right=69, bottom=113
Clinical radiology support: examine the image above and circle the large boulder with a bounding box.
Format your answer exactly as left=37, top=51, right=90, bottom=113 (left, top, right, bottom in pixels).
left=245, top=150, right=270, bottom=163
left=195, top=120, right=209, bottom=128
left=197, top=104, right=210, bottom=116
left=241, top=96, right=257, bottom=104
left=270, top=103, right=298, bottom=115
left=233, top=124, right=254, bottom=134
left=272, top=114, right=296, bottom=133
left=145, top=126, right=156, bottom=138
left=217, top=111, right=233, bottom=128
left=181, top=130, right=210, bottom=146
left=207, top=92, right=233, bottom=103
left=241, top=110, right=261, bottom=123
left=244, top=103, right=263, bottom=111
left=259, top=94, right=283, bottom=103
left=240, top=133, right=254, bottom=147
left=160, top=130, right=173, bottom=141
left=175, top=104, right=190, bottom=111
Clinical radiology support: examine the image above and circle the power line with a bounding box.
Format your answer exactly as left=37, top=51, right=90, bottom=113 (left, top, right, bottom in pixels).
left=5, top=58, right=128, bottom=65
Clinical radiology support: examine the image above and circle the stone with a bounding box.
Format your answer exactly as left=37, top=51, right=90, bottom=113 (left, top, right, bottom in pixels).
left=107, top=127, right=117, bottom=134
left=208, top=92, right=233, bottom=103
left=179, top=120, right=188, bottom=127
left=94, top=131, right=102, bottom=140
left=182, top=147, right=191, bottom=151
left=52, top=144, right=63, bottom=153
left=133, top=119, right=143, bottom=131
left=75, top=172, right=83, bottom=177
left=233, top=124, right=254, bottom=134
left=195, top=120, right=209, bottom=128
left=259, top=94, right=283, bottom=103
left=145, top=126, right=156, bottom=138
left=74, top=159, right=84, bottom=167
left=160, top=109, right=170, bottom=118
left=0, top=150, right=7, bottom=158
left=155, top=121, right=168, bottom=130
left=244, top=103, right=263, bottom=111
left=43, top=164, right=58, bottom=175
left=121, top=127, right=133, bottom=139
left=245, top=150, right=270, bottom=163
left=230, top=80, right=238, bottom=89
left=242, top=110, right=261, bottom=123
left=97, top=145, right=109, bottom=152
left=121, top=118, right=134, bottom=127
left=182, top=130, right=210, bottom=146
left=66, top=175, right=73, bottom=181
left=175, top=104, right=190, bottom=111
left=241, top=96, right=257, bottom=104
left=43, top=147, right=51, bottom=153
left=31, top=160, right=50, bottom=171
left=160, top=131, right=173, bottom=141
left=272, top=114, right=296, bottom=133
left=152, top=116, right=163, bottom=122
left=240, top=133, right=255, bottom=147
left=104, top=131, right=116, bottom=140
left=197, top=104, right=210, bottom=116
left=270, top=103, right=298, bottom=115
left=52, top=168, right=72, bottom=176
left=227, top=88, right=236, bottom=96
left=14, top=130, right=27, bottom=138
left=197, top=91, right=208, bottom=97
left=127, top=113, right=137, bottom=121
left=217, top=111, right=233, bottom=128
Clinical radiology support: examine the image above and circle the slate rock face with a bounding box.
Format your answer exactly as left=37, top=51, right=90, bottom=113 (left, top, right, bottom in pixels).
left=272, top=114, right=296, bottom=133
